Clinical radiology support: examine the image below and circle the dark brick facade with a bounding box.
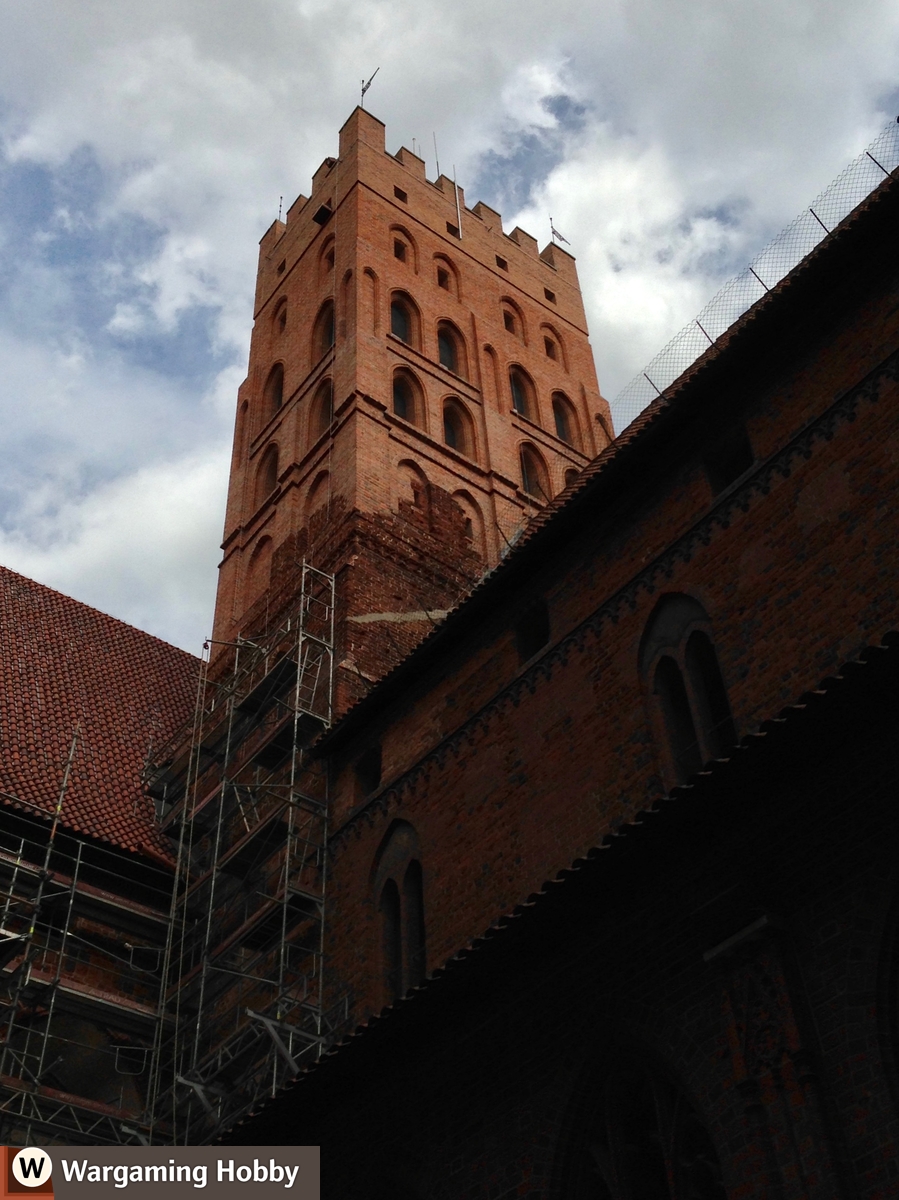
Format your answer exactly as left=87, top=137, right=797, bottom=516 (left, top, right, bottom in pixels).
left=220, top=122, right=899, bottom=1197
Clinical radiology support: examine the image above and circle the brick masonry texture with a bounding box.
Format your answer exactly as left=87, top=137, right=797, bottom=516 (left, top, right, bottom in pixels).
left=220, top=121, right=899, bottom=1197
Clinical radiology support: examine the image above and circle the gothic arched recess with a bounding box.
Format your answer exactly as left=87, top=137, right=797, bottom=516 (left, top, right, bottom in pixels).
left=554, top=1053, right=726, bottom=1200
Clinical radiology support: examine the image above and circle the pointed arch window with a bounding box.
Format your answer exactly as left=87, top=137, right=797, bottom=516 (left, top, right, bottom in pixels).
left=436, top=321, right=467, bottom=378
left=372, top=822, right=427, bottom=1004
left=561, top=1060, right=726, bottom=1199
left=519, top=443, right=549, bottom=501
left=390, top=292, right=419, bottom=348
left=256, top=444, right=279, bottom=506
left=264, top=363, right=284, bottom=416
left=510, top=367, right=536, bottom=419
left=312, top=377, right=334, bottom=437
left=442, top=399, right=474, bottom=458
left=552, top=392, right=579, bottom=448
left=392, top=369, right=422, bottom=425
left=640, top=595, right=736, bottom=786
left=313, top=300, right=335, bottom=360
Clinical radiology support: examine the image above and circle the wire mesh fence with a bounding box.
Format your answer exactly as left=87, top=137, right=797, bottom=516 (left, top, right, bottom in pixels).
left=612, top=119, right=899, bottom=432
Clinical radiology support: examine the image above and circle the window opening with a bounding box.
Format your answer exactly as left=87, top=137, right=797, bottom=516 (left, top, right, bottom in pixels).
left=392, top=373, right=417, bottom=423
left=515, top=600, right=550, bottom=662
left=312, top=203, right=332, bottom=226
left=437, top=267, right=450, bottom=290
left=438, top=328, right=457, bottom=372
left=402, top=861, right=426, bottom=989
left=519, top=445, right=549, bottom=500
left=503, top=310, right=516, bottom=334
left=314, top=378, right=334, bottom=435
left=394, top=240, right=407, bottom=262
left=276, top=259, right=286, bottom=275
left=654, top=656, right=702, bottom=782
left=496, top=255, right=508, bottom=270
left=446, top=221, right=460, bottom=238
left=443, top=403, right=465, bottom=452
left=264, top=364, right=284, bottom=415
left=544, top=336, right=556, bottom=359
left=553, top=396, right=572, bottom=444
left=379, top=880, right=402, bottom=1002
left=391, top=299, right=411, bottom=343
left=394, top=186, right=408, bottom=203
left=684, top=631, right=736, bottom=758
left=510, top=369, right=531, bottom=417
left=544, top=287, right=556, bottom=303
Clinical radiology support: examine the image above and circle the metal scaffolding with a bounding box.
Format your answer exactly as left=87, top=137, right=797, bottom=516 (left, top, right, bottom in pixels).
left=0, top=754, right=172, bottom=1146
left=146, top=563, right=345, bottom=1144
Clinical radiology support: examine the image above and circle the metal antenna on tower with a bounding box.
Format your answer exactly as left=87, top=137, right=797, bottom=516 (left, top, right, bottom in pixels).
left=433, top=133, right=440, bottom=177
left=361, top=68, right=379, bottom=109
left=278, top=196, right=283, bottom=222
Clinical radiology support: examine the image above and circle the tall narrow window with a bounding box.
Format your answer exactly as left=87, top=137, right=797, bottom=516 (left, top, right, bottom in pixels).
left=560, top=1061, right=726, bottom=1199
left=510, top=368, right=534, bottom=419
left=313, top=378, right=334, bottom=436
left=379, top=880, right=402, bottom=1002
left=640, top=594, right=736, bottom=786
left=685, top=631, right=736, bottom=758
left=256, top=444, right=279, bottom=506
left=520, top=444, right=549, bottom=500
left=390, top=294, right=418, bottom=346
left=313, top=300, right=335, bottom=359
left=402, top=861, right=426, bottom=988
left=552, top=393, right=579, bottom=448
left=264, top=363, right=284, bottom=416
left=654, top=656, right=702, bottom=781
left=442, top=400, right=472, bottom=457
left=438, top=327, right=457, bottom=372
left=372, top=821, right=427, bottom=1005
left=393, top=375, right=411, bottom=420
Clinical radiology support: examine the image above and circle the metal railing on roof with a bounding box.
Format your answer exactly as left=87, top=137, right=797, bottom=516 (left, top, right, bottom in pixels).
left=612, top=118, right=899, bottom=432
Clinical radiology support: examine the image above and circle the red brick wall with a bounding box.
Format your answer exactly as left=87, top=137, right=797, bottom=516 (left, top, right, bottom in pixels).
left=211, top=108, right=612, bottom=685
left=321, top=187, right=899, bottom=1021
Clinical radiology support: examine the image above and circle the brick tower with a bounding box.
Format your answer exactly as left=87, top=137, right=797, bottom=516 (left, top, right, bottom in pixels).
left=213, top=106, right=612, bottom=712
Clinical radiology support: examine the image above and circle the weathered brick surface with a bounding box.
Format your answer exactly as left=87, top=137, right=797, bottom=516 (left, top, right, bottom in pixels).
left=214, top=115, right=899, bottom=1195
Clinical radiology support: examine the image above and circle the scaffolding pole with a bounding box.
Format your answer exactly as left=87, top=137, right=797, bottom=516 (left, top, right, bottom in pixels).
left=147, top=563, right=344, bottom=1144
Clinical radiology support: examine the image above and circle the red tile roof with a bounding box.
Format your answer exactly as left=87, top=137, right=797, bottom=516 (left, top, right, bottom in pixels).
left=0, top=564, right=198, bottom=859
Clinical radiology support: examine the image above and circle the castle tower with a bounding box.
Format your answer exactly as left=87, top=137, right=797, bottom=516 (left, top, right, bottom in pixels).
left=213, top=107, right=612, bottom=712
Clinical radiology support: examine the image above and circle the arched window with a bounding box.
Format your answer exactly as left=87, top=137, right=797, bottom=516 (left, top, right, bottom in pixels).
left=452, top=491, right=486, bottom=559
left=320, top=236, right=335, bottom=281
left=552, top=392, right=580, bottom=448
left=442, top=399, right=474, bottom=458
left=402, top=861, right=426, bottom=989
left=379, top=879, right=402, bottom=1002
left=312, top=300, right=335, bottom=360
left=501, top=299, right=525, bottom=341
left=256, top=444, right=279, bottom=506
left=263, top=363, right=284, bottom=416
left=564, top=467, right=580, bottom=489
left=389, top=226, right=417, bottom=271
left=390, top=292, right=419, bottom=348
left=392, top=369, right=422, bottom=425
left=434, top=255, right=459, bottom=297
left=640, top=594, right=736, bottom=785
left=273, top=300, right=287, bottom=335
left=519, top=443, right=549, bottom=500
left=372, top=821, right=427, bottom=1004
left=436, top=321, right=467, bottom=378
left=544, top=335, right=556, bottom=360
left=246, top=536, right=273, bottom=601
left=509, top=367, right=536, bottom=420
left=560, top=1060, right=726, bottom=1199
left=312, top=377, right=334, bottom=437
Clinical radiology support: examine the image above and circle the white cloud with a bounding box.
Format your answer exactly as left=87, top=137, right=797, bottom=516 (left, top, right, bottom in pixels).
left=1, top=0, right=898, bottom=647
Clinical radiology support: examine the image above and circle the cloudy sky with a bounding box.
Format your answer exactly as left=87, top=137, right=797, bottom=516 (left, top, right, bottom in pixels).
left=1, top=1, right=898, bottom=653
